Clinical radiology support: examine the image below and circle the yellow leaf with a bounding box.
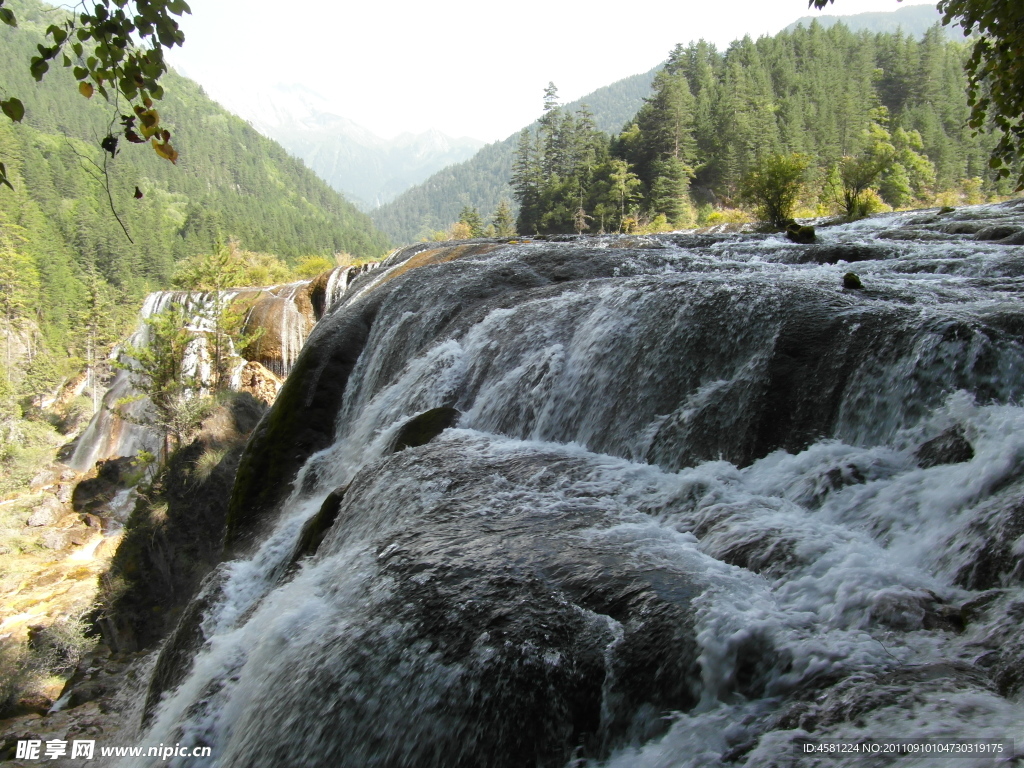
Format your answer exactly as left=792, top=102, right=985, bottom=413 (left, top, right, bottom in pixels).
left=78, top=81, right=93, bottom=98
left=136, top=107, right=161, bottom=137
left=151, top=138, right=178, bottom=164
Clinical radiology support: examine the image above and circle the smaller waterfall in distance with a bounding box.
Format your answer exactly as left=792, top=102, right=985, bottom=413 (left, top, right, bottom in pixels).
left=68, top=265, right=374, bottom=473
left=112, top=204, right=1024, bottom=768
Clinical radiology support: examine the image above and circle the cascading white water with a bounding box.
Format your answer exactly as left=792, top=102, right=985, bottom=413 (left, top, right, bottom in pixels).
left=68, top=273, right=348, bottom=471
left=119, top=203, right=1024, bottom=767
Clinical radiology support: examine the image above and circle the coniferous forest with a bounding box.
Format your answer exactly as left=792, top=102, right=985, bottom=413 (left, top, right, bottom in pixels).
left=380, top=23, right=1018, bottom=242
left=512, top=24, right=1018, bottom=235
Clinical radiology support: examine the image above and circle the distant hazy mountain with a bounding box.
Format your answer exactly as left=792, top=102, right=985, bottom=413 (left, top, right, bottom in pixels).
left=370, top=69, right=658, bottom=244
left=785, top=4, right=964, bottom=40
left=217, top=83, right=484, bottom=210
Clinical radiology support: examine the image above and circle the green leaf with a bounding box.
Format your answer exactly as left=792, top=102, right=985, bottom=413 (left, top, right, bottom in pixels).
left=74, top=66, right=88, bottom=80
left=0, top=162, right=12, bottom=190
left=30, top=57, right=49, bottom=80
left=0, top=7, right=16, bottom=26
left=1, top=97, right=25, bottom=122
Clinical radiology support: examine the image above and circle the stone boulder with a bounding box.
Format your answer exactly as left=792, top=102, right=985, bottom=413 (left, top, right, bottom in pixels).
left=916, top=425, right=974, bottom=468
left=26, top=498, right=63, bottom=527
left=71, top=457, right=138, bottom=515
left=976, top=225, right=1022, bottom=241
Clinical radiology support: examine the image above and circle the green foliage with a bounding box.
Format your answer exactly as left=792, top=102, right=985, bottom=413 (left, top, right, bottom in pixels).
left=457, top=205, right=484, bottom=237
left=293, top=255, right=335, bottom=279
left=373, top=69, right=659, bottom=244
left=0, top=415, right=62, bottom=497
left=0, top=9, right=390, bottom=418
left=0, top=0, right=190, bottom=184
left=825, top=116, right=898, bottom=217
left=740, top=153, right=811, bottom=228
left=490, top=199, right=516, bottom=237
left=813, top=0, right=1024, bottom=188
left=115, top=304, right=205, bottom=454
left=491, top=24, right=1018, bottom=237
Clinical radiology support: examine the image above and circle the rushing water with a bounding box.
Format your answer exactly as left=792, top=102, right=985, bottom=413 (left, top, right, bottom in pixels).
left=118, top=204, right=1024, bottom=767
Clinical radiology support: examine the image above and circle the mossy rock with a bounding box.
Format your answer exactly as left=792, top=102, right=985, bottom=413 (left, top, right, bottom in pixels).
left=785, top=223, right=816, bottom=244
left=390, top=407, right=461, bottom=453
left=290, top=485, right=348, bottom=566
left=842, top=272, right=863, bottom=290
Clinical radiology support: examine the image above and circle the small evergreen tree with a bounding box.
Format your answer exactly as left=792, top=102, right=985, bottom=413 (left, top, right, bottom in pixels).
left=457, top=206, right=484, bottom=237
left=491, top=200, right=516, bottom=238
left=115, top=304, right=207, bottom=458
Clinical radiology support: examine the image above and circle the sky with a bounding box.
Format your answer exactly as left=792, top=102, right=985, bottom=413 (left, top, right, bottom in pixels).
left=167, top=0, right=939, bottom=144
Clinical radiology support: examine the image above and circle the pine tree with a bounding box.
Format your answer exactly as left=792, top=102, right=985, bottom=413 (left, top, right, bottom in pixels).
left=491, top=200, right=516, bottom=238
left=457, top=205, right=484, bottom=237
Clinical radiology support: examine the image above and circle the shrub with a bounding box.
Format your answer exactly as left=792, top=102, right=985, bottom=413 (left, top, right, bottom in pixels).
left=739, top=153, right=811, bottom=228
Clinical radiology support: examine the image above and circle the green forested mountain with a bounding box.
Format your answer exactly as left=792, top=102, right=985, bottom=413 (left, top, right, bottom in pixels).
left=370, top=70, right=657, bottom=244
left=513, top=23, right=1010, bottom=235
left=375, top=14, right=1006, bottom=243
left=0, top=0, right=390, bottom=385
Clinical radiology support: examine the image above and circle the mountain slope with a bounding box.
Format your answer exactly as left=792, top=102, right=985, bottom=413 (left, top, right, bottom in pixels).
left=214, top=83, right=484, bottom=210
left=372, top=6, right=971, bottom=245
left=370, top=69, right=658, bottom=244
left=785, top=4, right=964, bottom=39
left=0, top=0, right=391, bottom=374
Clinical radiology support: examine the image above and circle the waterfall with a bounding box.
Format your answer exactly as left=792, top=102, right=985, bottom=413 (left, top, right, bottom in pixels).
left=68, top=268, right=377, bottom=472
left=116, top=203, right=1024, bottom=767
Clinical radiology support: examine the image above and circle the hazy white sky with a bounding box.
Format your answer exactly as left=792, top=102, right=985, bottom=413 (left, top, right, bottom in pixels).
left=168, top=0, right=938, bottom=143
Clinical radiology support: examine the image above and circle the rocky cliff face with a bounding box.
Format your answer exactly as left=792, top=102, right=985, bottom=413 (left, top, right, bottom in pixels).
left=68, top=264, right=377, bottom=473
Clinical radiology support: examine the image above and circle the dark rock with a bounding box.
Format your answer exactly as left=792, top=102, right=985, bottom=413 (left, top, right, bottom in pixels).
left=843, top=272, right=863, bottom=290
left=13, top=693, right=52, bottom=716
left=951, top=491, right=1024, bottom=590
left=142, top=571, right=226, bottom=724
left=289, top=485, right=348, bottom=566
left=785, top=223, right=816, bottom=244
left=209, top=440, right=707, bottom=767
left=976, top=225, right=1022, bottom=241
left=71, top=456, right=137, bottom=513
left=878, top=229, right=957, bottom=241
left=0, top=732, right=44, bottom=761
left=226, top=296, right=380, bottom=550
left=916, top=425, right=973, bottom=468
left=938, top=206, right=956, bottom=214
left=389, top=407, right=461, bottom=453
left=790, top=243, right=891, bottom=264
left=101, top=394, right=266, bottom=653
left=998, top=229, right=1024, bottom=245
left=939, top=221, right=986, bottom=235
